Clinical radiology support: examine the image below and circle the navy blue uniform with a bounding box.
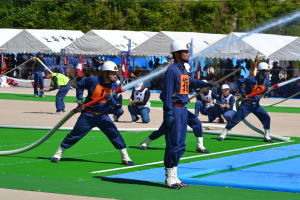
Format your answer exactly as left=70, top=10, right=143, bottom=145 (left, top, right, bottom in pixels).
left=163, top=62, right=209, bottom=168
left=149, top=111, right=203, bottom=140
left=60, top=76, right=127, bottom=150
left=226, top=76, right=271, bottom=130
left=108, top=93, right=124, bottom=120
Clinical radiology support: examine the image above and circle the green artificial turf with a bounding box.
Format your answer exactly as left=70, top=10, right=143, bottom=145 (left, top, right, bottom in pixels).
left=0, top=127, right=300, bottom=200
left=0, top=92, right=299, bottom=114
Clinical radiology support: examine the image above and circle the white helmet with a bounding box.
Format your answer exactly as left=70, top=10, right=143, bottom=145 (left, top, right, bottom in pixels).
left=170, top=40, right=189, bottom=53
left=102, top=61, right=118, bottom=72
left=222, top=84, right=230, bottom=90
left=258, top=62, right=270, bottom=71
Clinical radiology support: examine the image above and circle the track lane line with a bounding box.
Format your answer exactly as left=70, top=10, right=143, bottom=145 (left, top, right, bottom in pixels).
left=90, top=141, right=291, bottom=174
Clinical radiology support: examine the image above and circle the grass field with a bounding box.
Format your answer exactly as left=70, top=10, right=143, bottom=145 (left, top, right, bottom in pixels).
left=0, top=127, right=300, bottom=200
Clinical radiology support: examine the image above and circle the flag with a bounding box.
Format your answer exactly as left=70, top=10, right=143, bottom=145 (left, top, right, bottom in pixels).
left=64, top=56, right=68, bottom=66
left=121, top=56, right=129, bottom=79
left=250, top=54, right=259, bottom=77
left=0, top=54, right=8, bottom=74
left=194, top=61, right=202, bottom=80
left=75, top=55, right=84, bottom=77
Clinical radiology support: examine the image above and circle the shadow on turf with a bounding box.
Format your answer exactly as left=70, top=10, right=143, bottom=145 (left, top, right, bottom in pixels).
left=113, top=120, right=133, bottom=123
left=210, top=137, right=266, bottom=142
left=95, top=176, right=165, bottom=188
left=23, top=111, right=55, bottom=115
left=41, top=157, right=124, bottom=165
left=7, top=156, right=123, bottom=165
left=129, top=146, right=165, bottom=151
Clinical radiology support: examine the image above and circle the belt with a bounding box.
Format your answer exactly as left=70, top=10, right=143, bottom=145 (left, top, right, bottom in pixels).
left=85, top=110, right=105, bottom=115
left=243, top=100, right=257, bottom=104
left=173, top=103, right=185, bottom=107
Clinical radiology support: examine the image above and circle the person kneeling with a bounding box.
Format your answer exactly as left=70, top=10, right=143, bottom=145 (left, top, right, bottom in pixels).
left=128, top=82, right=151, bottom=123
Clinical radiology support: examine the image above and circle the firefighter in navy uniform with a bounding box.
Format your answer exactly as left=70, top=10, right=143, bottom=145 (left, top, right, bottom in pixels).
left=218, top=62, right=272, bottom=142
left=51, top=61, right=134, bottom=166
left=163, top=40, right=211, bottom=189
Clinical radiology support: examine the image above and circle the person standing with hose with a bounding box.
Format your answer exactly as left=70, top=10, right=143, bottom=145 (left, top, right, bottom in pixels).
left=163, top=40, right=211, bottom=189
left=51, top=61, right=134, bottom=166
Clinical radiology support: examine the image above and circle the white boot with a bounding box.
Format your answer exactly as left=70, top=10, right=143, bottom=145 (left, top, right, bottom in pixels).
left=51, top=146, right=65, bottom=162
left=264, top=129, right=272, bottom=143
left=196, top=137, right=209, bottom=153
left=165, top=167, right=187, bottom=189
left=165, top=167, right=179, bottom=189
left=218, top=128, right=230, bottom=141
left=120, top=148, right=134, bottom=166
left=173, top=166, right=181, bottom=183
left=140, top=137, right=152, bottom=150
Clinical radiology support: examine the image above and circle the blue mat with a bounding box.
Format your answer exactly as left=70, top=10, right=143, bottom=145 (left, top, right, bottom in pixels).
left=108, top=144, right=300, bottom=192
left=182, top=157, right=300, bottom=193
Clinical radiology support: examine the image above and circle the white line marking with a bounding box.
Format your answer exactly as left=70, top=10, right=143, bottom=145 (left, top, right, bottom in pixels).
left=90, top=141, right=290, bottom=174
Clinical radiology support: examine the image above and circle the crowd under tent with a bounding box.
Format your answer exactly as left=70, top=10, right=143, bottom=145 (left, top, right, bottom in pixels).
left=63, top=30, right=156, bottom=56
left=269, top=37, right=300, bottom=61
left=0, top=28, right=23, bottom=52
left=1, top=29, right=84, bottom=54
left=131, top=31, right=226, bottom=57
left=191, top=32, right=298, bottom=60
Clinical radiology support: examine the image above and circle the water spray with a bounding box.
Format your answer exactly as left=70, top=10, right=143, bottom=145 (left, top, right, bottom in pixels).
left=190, top=11, right=300, bottom=60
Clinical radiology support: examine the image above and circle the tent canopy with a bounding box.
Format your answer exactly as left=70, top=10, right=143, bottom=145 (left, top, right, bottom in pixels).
left=0, top=28, right=23, bottom=52
left=269, top=37, right=300, bottom=61
left=131, top=31, right=225, bottom=57
left=191, top=32, right=298, bottom=60
left=64, top=30, right=155, bottom=56
left=1, top=29, right=83, bottom=53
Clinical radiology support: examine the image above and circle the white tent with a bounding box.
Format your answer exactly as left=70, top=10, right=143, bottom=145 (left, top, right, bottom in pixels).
left=131, top=31, right=226, bottom=57
left=1, top=29, right=84, bottom=53
left=64, top=30, right=155, bottom=55
left=191, top=32, right=298, bottom=60
left=269, top=37, right=300, bottom=61
left=0, top=28, right=23, bottom=52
